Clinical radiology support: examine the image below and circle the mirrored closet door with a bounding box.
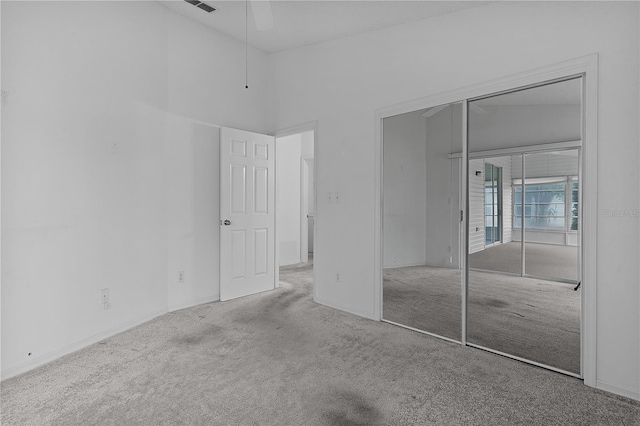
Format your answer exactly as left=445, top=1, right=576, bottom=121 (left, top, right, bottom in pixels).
left=381, top=75, right=584, bottom=377
left=382, top=102, right=463, bottom=341
left=466, top=77, right=583, bottom=375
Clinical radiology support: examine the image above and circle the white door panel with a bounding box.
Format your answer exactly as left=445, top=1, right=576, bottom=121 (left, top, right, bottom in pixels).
left=220, top=127, right=275, bottom=301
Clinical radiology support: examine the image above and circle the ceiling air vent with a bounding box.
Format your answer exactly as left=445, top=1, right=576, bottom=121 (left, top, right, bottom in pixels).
left=184, top=0, right=216, bottom=13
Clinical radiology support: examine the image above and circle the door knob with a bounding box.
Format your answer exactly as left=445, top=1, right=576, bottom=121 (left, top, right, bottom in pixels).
left=224, top=220, right=231, bottom=226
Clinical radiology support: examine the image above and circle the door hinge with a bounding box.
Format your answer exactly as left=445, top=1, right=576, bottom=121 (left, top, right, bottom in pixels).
left=460, top=210, right=464, bottom=222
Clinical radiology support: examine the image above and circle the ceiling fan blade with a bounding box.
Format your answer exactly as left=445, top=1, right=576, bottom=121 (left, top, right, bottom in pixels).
left=422, top=104, right=449, bottom=118
left=250, top=0, right=274, bottom=31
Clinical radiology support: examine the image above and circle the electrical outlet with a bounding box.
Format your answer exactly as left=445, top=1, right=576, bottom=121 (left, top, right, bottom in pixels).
left=335, top=273, right=340, bottom=282
left=178, top=270, right=185, bottom=283
left=101, top=288, right=109, bottom=310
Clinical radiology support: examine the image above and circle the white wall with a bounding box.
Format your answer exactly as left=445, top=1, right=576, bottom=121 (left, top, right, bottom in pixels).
left=167, top=6, right=271, bottom=134
left=468, top=159, right=486, bottom=254
left=1, top=1, right=271, bottom=378
left=301, top=130, right=314, bottom=157
left=383, top=110, right=427, bottom=268
left=164, top=0, right=271, bottom=313
left=271, top=2, right=639, bottom=399
left=166, top=118, right=220, bottom=311
left=276, top=133, right=302, bottom=266
left=1, top=1, right=168, bottom=378
left=425, top=105, right=463, bottom=268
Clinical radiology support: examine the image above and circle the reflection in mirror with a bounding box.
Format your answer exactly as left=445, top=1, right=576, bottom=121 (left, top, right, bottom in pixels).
left=522, top=150, right=579, bottom=283
left=467, top=77, right=582, bottom=374
left=383, top=102, right=462, bottom=341
left=468, top=155, right=521, bottom=276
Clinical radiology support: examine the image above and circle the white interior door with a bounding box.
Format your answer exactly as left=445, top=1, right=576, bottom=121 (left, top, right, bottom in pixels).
left=220, top=127, right=275, bottom=301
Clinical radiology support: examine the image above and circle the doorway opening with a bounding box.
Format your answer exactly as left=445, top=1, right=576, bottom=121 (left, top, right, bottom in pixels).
left=275, top=128, right=316, bottom=293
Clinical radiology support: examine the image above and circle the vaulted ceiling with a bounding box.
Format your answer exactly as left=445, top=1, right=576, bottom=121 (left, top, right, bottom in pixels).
left=160, top=1, right=491, bottom=53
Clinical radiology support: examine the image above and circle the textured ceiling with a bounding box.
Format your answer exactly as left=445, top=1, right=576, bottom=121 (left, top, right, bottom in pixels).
left=160, top=0, right=492, bottom=53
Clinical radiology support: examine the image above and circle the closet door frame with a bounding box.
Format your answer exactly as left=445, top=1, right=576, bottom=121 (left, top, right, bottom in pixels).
left=374, top=54, right=598, bottom=387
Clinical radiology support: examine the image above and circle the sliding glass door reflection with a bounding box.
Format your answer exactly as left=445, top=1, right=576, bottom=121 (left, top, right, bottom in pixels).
left=485, top=162, right=501, bottom=246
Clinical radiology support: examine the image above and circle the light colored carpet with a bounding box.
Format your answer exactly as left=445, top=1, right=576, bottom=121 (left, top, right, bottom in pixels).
left=469, top=242, right=578, bottom=282
left=383, top=267, right=462, bottom=341
left=467, top=270, right=579, bottom=373
left=3, top=264, right=638, bottom=425
left=384, top=266, right=580, bottom=373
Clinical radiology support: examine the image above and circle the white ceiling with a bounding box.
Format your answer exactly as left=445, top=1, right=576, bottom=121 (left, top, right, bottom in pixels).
left=160, top=0, right=492, bottom=54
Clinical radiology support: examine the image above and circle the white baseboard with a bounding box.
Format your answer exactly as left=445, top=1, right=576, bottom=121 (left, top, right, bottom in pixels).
left=167, top=295, right=219, bottom=312
left=1, top=308, right=167, bottom=381
left=596, top=379, right=640, bottom=401
left=313, top=296, right=374, bottom=320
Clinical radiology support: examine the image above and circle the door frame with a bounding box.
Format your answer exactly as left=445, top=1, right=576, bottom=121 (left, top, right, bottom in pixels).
left=274, top=121, right=318, bottom=299
left=374, top=54, right=598, bottom=387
